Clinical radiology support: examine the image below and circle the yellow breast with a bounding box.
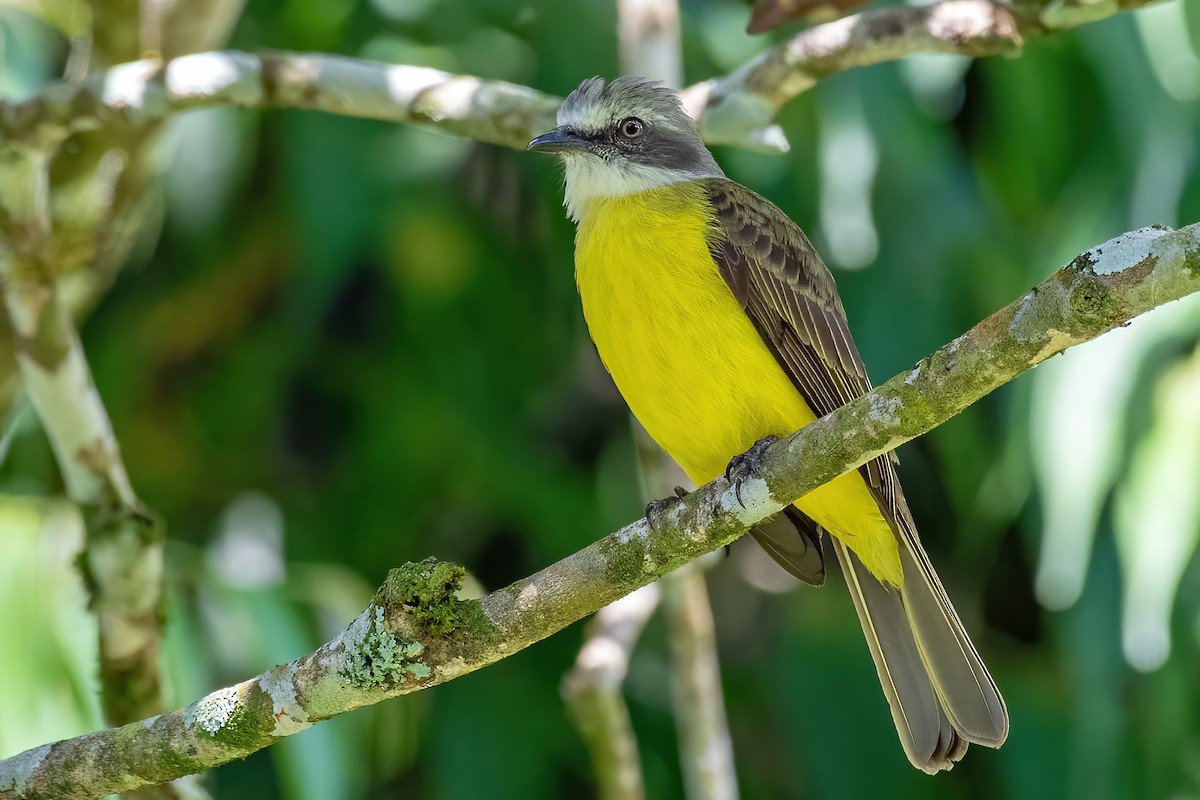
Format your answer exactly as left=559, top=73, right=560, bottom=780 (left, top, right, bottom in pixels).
left=574, top=182, right=901, bottom=586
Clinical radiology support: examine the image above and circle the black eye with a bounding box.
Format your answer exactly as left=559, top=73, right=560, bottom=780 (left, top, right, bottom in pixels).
left=618, top=117, right=645, bottom=139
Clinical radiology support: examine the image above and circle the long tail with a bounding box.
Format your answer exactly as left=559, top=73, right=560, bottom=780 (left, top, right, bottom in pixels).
left=832, top=524, right=1008, bottom=773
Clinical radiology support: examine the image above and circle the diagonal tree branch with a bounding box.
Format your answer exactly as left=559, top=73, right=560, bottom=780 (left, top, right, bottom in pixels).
left=2, top=278, right=165, bottom=717
left=682, top=0, right=1163, bottom=146
left=0, top=0, right=1165, bottom=153
left=1, top=222, right=1196, bottom=800
left=683, top=0, right=1022, bottom=146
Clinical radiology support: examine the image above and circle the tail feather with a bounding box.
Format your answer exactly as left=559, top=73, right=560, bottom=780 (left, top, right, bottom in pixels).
left=833, top=534, right=1007, bottom=773
left=897, top=540, right=1008, bottom=745
left=750, top=507, right=826, bottom=586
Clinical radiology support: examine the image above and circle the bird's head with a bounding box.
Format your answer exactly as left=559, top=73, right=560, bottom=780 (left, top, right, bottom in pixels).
left=529, top=76, right=723, bottom=221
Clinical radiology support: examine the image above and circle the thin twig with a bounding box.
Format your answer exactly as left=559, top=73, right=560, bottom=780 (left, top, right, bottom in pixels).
left=562, top=585, right=660, bottom=800
left=618, top=0, right=684, bottom=89
left=662, top=566, right=739, bottom=800
left=634, top=421, right=740, bottom=800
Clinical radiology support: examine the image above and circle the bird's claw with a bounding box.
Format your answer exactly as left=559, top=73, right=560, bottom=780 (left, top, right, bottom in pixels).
left=725, top=435, right=780, bottom=509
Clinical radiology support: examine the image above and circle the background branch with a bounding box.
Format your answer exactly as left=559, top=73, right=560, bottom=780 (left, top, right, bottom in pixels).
left=562, top=585, right=660, bottom=800
left=663, top=565, right=739, bottom=800
left=683, top=0, right=1161, bottom=146
left=0, top=52, right=562, bottom=152
left=0, top=0, right=1163, bottom=154
left=2, top=221, right=1196, bottom=800
left=0, top=269, right=164, bottom=726
left=0, top=0, right=243, bottom=768
left=635, top=424, right=740, bottom=800
left=0, top=137, right=169, bottom=739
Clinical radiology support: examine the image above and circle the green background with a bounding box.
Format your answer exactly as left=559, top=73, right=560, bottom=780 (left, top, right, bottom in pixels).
left=3, top=0, right=1200, bottom=797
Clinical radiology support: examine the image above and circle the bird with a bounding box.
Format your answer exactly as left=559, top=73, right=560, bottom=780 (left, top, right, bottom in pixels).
left=528, top=76, right=1008, bottom=773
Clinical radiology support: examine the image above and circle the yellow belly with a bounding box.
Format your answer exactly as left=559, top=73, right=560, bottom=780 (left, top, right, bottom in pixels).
left=574, top=183, right=901, bottom=585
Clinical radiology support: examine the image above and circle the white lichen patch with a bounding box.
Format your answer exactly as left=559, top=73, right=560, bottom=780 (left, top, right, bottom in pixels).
left=867, top=395, right=903, bottom=427
left=1009, top=281, right=1070, bottom=344
left=385, top=65, right=451, bottom=107
left=515, top=583, right=540, bottom=612
left=1079, top=226, right=1169, bottom=276
left=727, top=480, right=774, bottom=528
left=166, top=53, right=261, bottom=104
left=341, top=606, right=374, bottom=651
left=614, top=519, right=652, bottom=545
left=194, top=686, right=240, bottom=735
left=0, top=743, right=50, bottom=794
left=315, top=647, right=338, bottom=670
left=259, top=662, right=312, bottom=736
left=905, top=367, right=921, bottom=385
left=100, top=60, right=162, bottom=119
left=1148, top=231, right=1200, bottom=276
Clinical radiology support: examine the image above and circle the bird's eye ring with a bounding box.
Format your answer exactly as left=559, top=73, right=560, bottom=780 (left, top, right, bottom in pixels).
left=618, top=117, right=645, bottom=139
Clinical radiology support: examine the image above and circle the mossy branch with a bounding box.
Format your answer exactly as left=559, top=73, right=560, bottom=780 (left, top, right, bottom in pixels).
left=1, top=222, right=1196, bottom=799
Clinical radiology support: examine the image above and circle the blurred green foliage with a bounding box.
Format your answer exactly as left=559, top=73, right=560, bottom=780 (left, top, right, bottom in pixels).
left=2, top=0, right=1200, bottom=797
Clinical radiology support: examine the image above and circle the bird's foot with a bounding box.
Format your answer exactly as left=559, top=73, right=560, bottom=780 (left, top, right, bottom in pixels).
left=645, top=486, right=690, bottom=533
left=725, top=436, right=780, bottom=508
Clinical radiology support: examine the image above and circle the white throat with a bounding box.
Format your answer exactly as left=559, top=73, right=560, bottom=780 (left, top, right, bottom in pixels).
left=561, top=156, right=714, bottom=223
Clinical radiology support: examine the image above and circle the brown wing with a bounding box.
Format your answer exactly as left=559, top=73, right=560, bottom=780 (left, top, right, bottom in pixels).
left=704, top=178, right=896, bottom=495
left=702, top=177, right=1007, bottom=772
